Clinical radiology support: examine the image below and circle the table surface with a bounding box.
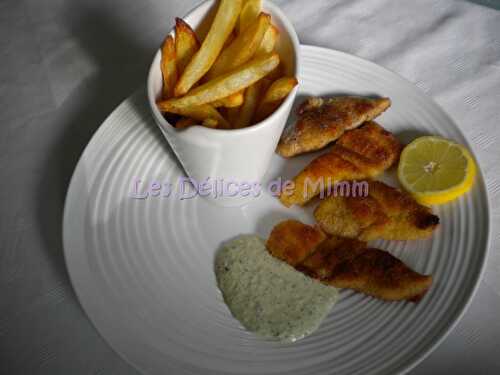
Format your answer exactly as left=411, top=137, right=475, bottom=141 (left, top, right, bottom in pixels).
left=1, top=0, right=500, bottom=374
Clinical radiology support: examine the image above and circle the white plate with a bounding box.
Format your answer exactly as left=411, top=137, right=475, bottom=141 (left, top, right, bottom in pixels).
left=63, top=45, right=490, bottom=375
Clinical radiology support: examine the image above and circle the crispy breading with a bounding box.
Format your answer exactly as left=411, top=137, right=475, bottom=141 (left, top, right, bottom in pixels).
left=266, top=219, right=326, bottom=266
left=279, top=122, right=402, bottom=207
left=297, top=236, right=367, bottom=279
left=326, top=248, right=432, bottom=302
left=277, top=96, right=391, bottom=158
left=314, top=180, right=440, bottom=241
left=299, top=237, right=432, bottom=302
left=266, top=221, right=433, bottom=302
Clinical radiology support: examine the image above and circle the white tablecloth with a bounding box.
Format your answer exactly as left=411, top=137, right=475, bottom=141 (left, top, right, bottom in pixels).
left=1, top=0, right=499, bottom=373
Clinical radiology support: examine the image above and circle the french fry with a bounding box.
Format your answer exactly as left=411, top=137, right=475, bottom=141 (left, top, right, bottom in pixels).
left=253, top=76, right=298, bottom=122
left=225, top=106, right=240, bottom=127
left=158, top=102, right=229, bottom=129
left=175, top=18, right=200, bottom=74
left=206, top=12, right=271, bottom=80
left=266, top=62, right=284, bottom=82
left=238, top=0, right=262, bottom=33
left=234, top=83, right=261, bottom=128
left=202, top=118, right=219, bottom=128
left=256, top=25, right=279, bottom=55
left=161, top=35, right=177, bottom=99
left=262, top=76, right=298, bottom=102
left=160, top=53, right=280, bottom=109
left=259, top=77, right=273, bottom=96
left=223, top=30, right=236, bottom=48
left=210, top=92, right=244, bottom=108
left=176, top=117, right=197, bottom=129
left=176, top=117, right=219, bottom=129
left=174, top=0, right=243, bottom=96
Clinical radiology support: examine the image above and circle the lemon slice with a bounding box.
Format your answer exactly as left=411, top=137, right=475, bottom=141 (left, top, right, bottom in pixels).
left=397, top=136, right=476, bottom=205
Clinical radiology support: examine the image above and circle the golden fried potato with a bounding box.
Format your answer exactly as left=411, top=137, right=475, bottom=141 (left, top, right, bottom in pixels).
left=225, top=106, right=240, bottom=127
left=160, top=53, right=280, bottom=109
left=314, top=180, right=439, bottom=241
left=256, top=25, right=279, bottom=55
left=265, top=62, right=284, bottom=82
left=260, top=76, right=298, bottom=102
left=253, top=76, right=298, bottom=122
left=206, top=12, right=271, bottom=80
left=238, top=0, right=262, bottom=32
left=175, top=117, right=197, bottom=129
left=160, top=35, right=177, bottom=99
left=210, top=91, right=244, bottom=108
left=202, top=118, right=219, bottom=128
left=259, top=77, right=273, bottom=95
left=174, top=0, right=243, bottom=96
left=174, top=18, right=200, bottom=75
left=233, top=83, right=261, bottom=128
left=266, top=219, right=326, bottom=266
left=176, top=117, right=219, bottom=129
left=158, top=102, right=229, bottom=129
left=223, top=30, right=236, bottom=48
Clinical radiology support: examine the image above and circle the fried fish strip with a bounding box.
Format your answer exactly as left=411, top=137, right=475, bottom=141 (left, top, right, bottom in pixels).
left=314, top=180, right=439, bottom=241
left=298, top=237, right=432, bottom=302
left=266, top=219, right=326, bottom=266
left=297, top=236, right=367, bottom=279
left=277, top=96, right=391, bottom=158
left=279, top=121, right=402, bottom=207
left=266, top=220, right=432, bottom=302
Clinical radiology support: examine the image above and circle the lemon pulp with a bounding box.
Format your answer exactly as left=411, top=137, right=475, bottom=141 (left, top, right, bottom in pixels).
left=397, top=136, right=476, bottom=205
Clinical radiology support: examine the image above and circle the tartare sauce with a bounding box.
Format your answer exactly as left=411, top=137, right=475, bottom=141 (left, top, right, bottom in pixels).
left=215, top=235, right=338, bottom=342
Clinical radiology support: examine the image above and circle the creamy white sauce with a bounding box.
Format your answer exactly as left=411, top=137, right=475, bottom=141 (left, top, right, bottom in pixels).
left=215, top=235, right=338, bottom=342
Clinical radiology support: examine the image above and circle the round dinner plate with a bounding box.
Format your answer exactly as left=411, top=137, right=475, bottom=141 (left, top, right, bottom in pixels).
left=63, top=45, right=490, bottom=375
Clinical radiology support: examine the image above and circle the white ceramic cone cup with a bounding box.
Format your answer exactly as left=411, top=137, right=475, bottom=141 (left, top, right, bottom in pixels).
left=147, top=0, right=300, bottom=206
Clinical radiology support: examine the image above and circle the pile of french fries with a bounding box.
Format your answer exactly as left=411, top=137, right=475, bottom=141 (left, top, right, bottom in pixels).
left=156, top=0, right=298, bottom=130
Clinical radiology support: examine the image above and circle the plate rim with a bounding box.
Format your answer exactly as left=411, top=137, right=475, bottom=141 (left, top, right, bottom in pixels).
left=62, top=44, right=492, bottom=375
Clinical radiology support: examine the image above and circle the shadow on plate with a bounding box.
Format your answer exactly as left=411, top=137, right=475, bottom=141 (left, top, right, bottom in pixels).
left=395, top=128, right=432, bottom=145
left=35, top=3, right=165, bottom=293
